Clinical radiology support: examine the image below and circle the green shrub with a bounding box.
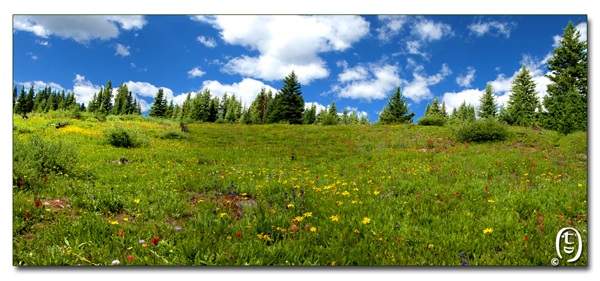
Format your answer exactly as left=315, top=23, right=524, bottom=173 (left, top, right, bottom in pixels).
left=215, top=118, right=226, bottom=124
left=417, top=116, right=446, bottom=126
left=104, top=128, right=141, bottom=148
left=455, top=120, right=510, bottom=143
left=13, top=123, right=34, bottom=134
left=159, top=130, right=188, bottom=140
left=13, top=134, right=78, bottom=189
left=321, top=115, right=338, bottom=126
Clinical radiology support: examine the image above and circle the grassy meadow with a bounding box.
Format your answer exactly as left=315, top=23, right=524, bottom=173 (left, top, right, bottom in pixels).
left=12, top=115, right=587, bottom=266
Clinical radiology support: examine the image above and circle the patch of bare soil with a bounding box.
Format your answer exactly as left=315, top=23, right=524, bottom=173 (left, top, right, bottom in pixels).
left=213, top=194, right=258, bottom=220
left=44, top=198, right=70, bottom=210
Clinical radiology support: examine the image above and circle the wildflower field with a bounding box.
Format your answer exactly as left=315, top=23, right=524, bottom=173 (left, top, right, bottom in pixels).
left=12, top=115, right=587, bottom=266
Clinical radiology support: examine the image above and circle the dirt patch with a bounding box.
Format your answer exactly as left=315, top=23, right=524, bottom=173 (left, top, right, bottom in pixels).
left=188, top=191, right=209, bottom=207
left=213, top=194, right=258, bottom=220
left=106, top=212, right=135, bottom=225
left=43, top=198, right=71, bottom=210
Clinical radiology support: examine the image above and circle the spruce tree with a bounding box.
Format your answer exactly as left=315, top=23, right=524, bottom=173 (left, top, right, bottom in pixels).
left=25, top=85, right=35, bottom=114
left=279, top=71, right=305, bottom=124
left=101, top=80, right=113, bottom=114
left=322, top=101, right=339, bottom=125
left=148, top=88, right=167, bottom=118
left=249, top=88, right=267, bottom=124
left=544, top=21, right=587, bottom=131
left=555, top=86, right=584, bottom=135
left=507, top=65, right=540, bottom=126
left=165, top=99, right=174, bottom=119
left=13, top=85, right=18, bottom=109
left=349, top=110, right=359, bottom=125
left=303, top=104, right=317, bottom=125
left=478, top=82, right=498, bottom=120
left=379, top=87, right=415, bottom=124
left=430, top=97, right=442, bottom=117
left=441, top=101, right=448, bottom=119
left=341, top=107, right=349, bottom=125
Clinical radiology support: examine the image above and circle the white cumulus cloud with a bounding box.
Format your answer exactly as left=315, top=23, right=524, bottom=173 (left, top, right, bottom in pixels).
left=197, top=35, right=217, bottom=48
left=456, top=67, right=476, bottom=87
left=187, top=67, right=206, bottom=78
left=468, top=20, right=517, bottom=38
left=330, top=63, right=402, bottom=102
left=376, top=15, right=408, bottom=42
left=191, top=15, right=370, bottom=84
left=13, top=15, right=147, bottom=44
left=402, top=63, right=452, bottom=103
left=197, top=78, right=278, bottom=108
left=115, top=43, right=130, bottom=57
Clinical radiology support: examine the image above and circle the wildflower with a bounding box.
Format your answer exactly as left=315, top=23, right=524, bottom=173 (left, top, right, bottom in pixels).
left=488, top=199, right=495, bottom=203
left=174, top=226, right=181, bottom=230
left=134, top=199, right=140, bottom=204
left=310, top=227, right=316, bottom=232
left=330, top=215, right=340, bottom=222
left=456, top=191, right=459, bottom=195
left=461, top=261, right=469, bottom=266
left=483, top=228, right=493, bottom=234
left=538, top=217, right=543, bottom=223
left=538, top=225, right=543, bottom=230
left=428, top=244, right=434, bottom=249
left=127, top=255, right=134, bottom=262
left=112, top=260, right=120, bottom=265
left=152, top=238, right=159, bottom=245
left=237, top=232, right=242, bottom=238
left=227, top=236, right=232, bottom=240
left=362, top=217, right=371, bottom=224
left=354, top=229, right=360, bottom=233
left=287, top=204, right=294, bottom=208
left=35, top=199, right=40, bottom=208
left=139, top=240, right=145, bottom=244
left=525, top=237, right=529, bottom=242
left=220, top=213, right=228, bottom=218
left=118, top=231, right=125, bottom=237
left=25, top=211, right=29, bottom=219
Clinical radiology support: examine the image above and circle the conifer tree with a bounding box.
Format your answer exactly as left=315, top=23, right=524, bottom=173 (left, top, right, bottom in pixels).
left=322, top=100, right=339, bottom=125
left=278, top=71, right=305, bottom=124
left=478, top=82, right=498, bottom=120
left=148, top=88, right=167, bottom=118
left=101, top=80, right=113, bottom=114
left=165, top=99, right=174, bottom=119
left=507, top=65, right=540, bottom=126
left=13, top=85, right=17, bottom=109
left=249, top=88, right=267, bottom=124
left=341, top=107, right=349, bottom=125
left=303, top=104, right=317, bottom=125
left=543, top=21, right=587, bottom=131
left=378, top=87, right=415, bottom=124
left=441, top=101, right=448, bottom=119
left=349, top=110, right=359, bottom=125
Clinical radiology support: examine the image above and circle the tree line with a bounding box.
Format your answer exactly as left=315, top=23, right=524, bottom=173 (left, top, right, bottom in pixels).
left=13, top=21, right=586, bottom=135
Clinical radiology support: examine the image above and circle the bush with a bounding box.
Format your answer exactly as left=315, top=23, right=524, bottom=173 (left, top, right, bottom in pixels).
left=159, top=130, right=188, bottom=140
left=417, top=116, right=446, bottom=126
left=13, top=134, right=78, bottom=189
left=104, top=128, right=141, bottom=148
left=321, top=114, right=338, bottom=126
left=215, top=118, right=226, bottom=124
left=13, top=123, right=34, bottom=134
left=455, top=120, right=510, bottom=143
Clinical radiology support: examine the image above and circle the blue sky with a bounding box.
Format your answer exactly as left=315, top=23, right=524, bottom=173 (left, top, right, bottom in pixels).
left=13, top=15, right=587, bottom=120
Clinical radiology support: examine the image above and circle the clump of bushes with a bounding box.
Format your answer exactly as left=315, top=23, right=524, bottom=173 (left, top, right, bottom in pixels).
left=159, top=130, right=188, bottom=140
left=417, top=116, right=446, bottom=126
left=454, top=120, right=510, bottom=143
left=104, top=128, right=142, bottom=148
left=13, top=134, right=78, bottom=190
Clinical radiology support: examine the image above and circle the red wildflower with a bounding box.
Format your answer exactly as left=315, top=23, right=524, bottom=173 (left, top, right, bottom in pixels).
left=35, top=199, right=40, bottom=208
left=118, top=232, right=125, bottom=237
left=178, top=174, right=181, bottom=177
left=525, top=237, right=529, bottom=242
left=456, top=191, right=459, bottom=195
left=485, top=185, right=488, bottom=191
left=25, top=211, right=29, bottom=219
left=568, top=221, right=572, bottom=224
left=152, top=238, right=159, bottom=245
left=42, top=205, right=45, bottom=209
left=316, top=175, right=318, bottom=179
left=127, top=255, right=134, bottom=262
left=538, top=225, right=543, bottom=230
left=237, top=232, right=242, bottom=238
left=538, top=217, right=543, bottom=223
left=417, top=195, right=421, bottom=199
left=20, top=181, right=24, bottom=186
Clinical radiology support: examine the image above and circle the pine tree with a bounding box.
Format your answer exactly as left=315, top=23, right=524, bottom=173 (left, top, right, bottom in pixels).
left=555, top=86, right=585, bottom=135
left=219, top=92, right=229, bottom=120
left=544, top=21, right=587, bottom=131
left=322, top=101, right=339, bottom=125
left=424, top=104, right=432, bottom=117
left=208, top=97, right=219, bottom=122
left=349, top=110, right=359, bottom=125
left=15, top=86, right=27, bottom=115
left=303, top=104, right=317, bottom=125
left=165, top=99, right=174, bottom=119
left=378, top=87, right=415, bottom=124
left=96, top=87, right=104, bottom=113
left=101, top=80, right=113, bottom=114
left=341, top=107, right=349, bottom=125
left=264, top=93, right=283, bottom=124
left=478, top=82, right=498, bottom=120
left=24, top=85, right=35, bottom=114
left=148, top=88, right=167, bottom=118
left=279, top=71, right=305, bottom=124
left=13, top=85, right=17, bottom=109
left=315, top=108, right=325, bottom=124
left=441, top=101, right=448, bottom=119
left=88, top=93, right=98, bottom=113
left=507, top=65, right=540, bottom=126
left=430, top=97, right=442, bottom=117
left=249, top=88, right=267, bottom=124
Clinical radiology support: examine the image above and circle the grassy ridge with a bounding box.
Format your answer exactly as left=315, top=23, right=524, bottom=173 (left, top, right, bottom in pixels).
left=12, top=115, right=587, bottom=266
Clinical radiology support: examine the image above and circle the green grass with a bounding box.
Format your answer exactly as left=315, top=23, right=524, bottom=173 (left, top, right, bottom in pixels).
left=12, top=115, right=587, bottom=266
